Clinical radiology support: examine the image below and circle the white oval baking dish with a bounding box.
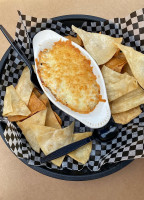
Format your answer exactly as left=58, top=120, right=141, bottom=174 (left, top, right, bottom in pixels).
left=33, top=30, right=111, bottom=128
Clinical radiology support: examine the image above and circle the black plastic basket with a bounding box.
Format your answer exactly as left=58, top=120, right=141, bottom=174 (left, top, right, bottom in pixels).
left=0, top=14, right=132, bottom=181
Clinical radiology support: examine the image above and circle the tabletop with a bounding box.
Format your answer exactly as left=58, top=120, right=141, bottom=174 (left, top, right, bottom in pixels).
left=0, top=0, right=144, bottom=200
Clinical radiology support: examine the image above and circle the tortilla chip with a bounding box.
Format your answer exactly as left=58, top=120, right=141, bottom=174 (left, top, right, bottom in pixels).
left=17, top=110, right=48, bottom=153
left=19, top=109, right=47, bottom=125
left=110, top=86, right=144, bottom=114
left=3, top=85, right=31, bottom=117
left=36, top=122, right=74, bottom=166
left=38, top=93, right=61, bottom=128
left=45, top=108, right=61, bottom=129
left=8, top=92, right=46, bottom=122
left=33, top=88, right=41, bottom=98
left=18, top=124, right=41, bottom=153
left=44, top=99, right=61, bottom=129
left=51, top=157, right=65, bottom=167
left=105, top=52, right=127, bottom=73
left=114, top=48, right=120, bottom=57
left=16, top=67, right=34, bottom=105
left=101, top=65, right=138, bottom=102
left=32, top=65, right=36, bottom=72
left=72, top=25, right=122, bottom=65
left=3, top=87, right=13, bottom=115
left=18, top=126, right=55, bottom=153
left=8, top=115, right=27, bottom=122
left=115, top=43, right=144, bottom=89
left=39, top=93, right=49, bottom=106
left=112, top=106, right=142, bottom=125
left=18, top=123, right=60, bottom=164
left=65, top=35, right=83, bottom=46
left=28, top=92, right=46, bottom=113
left=54, top=112, right=62, bottom=126
left=121, top=63, right=133, bottom=76
left=68, top=132, right=92, bottom=164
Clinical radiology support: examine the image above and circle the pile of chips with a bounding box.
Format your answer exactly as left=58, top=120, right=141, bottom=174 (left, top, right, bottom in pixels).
left=2, top=67, right=92, bottom=166
left=71, top=25, right=144, bottom=125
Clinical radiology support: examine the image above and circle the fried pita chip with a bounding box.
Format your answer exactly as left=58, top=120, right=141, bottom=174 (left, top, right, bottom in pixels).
left=105, top=52, right=127, bottom=73
left=65, top=35, right=83, bottom=46
left=101, top=65, right=138, bottom=102
left=112, top=106, right=142, bottom=125
left=115, top=43, right=144, bottom=89
left=121, top=63, right=133, bottom=76
left=72, top=25, right=122, bottom=65
left=17, top=110, right=48, bottom=153
left=8, top=92, right=46, bottom=122
left=54, top=112, right=62, bottom=126
left=36, top=122, right=74, bottom=166
left=33, top=88, right=41, bottom=98
left=68, top=132, right=92, bottom=164
left=16, top=67, right=34, bottom=105
left=3, top=85, right=31, bottom=117
left=110, top=86, right=144, bottom=114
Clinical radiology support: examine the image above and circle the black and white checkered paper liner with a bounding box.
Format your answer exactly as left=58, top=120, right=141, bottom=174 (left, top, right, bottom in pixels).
left=1, top=9, right=144, bottom=172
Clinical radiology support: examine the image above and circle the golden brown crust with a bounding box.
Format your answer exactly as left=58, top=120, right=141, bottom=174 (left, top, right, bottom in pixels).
left=37, top=40, right=101, bottom=114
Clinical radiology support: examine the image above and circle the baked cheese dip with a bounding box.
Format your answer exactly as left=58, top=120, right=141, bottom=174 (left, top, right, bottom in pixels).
left=37, top=40, right=104, bottom=114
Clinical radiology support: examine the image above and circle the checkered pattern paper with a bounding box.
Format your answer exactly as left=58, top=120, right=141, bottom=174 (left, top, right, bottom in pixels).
left=1, top=9, right=144, bottom=172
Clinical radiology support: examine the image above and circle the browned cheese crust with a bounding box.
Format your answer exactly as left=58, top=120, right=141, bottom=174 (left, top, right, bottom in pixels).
left=37, top=40, right=100, bottom=114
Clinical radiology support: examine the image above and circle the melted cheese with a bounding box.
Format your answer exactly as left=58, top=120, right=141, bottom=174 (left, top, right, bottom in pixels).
left=37, top=40, right=100, bottom=114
